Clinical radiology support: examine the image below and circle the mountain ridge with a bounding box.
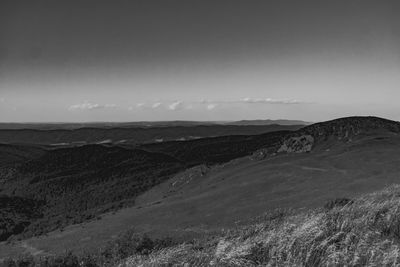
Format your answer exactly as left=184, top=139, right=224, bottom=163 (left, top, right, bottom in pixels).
left=276, top=116, right=400, bottom=153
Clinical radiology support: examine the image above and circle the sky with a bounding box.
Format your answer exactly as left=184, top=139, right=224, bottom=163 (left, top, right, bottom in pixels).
left=1, top=0, right=400, bottom=122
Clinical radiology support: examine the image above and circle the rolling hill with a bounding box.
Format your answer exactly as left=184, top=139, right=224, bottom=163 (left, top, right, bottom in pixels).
left=0, top=124, right=302, bottom=145
left=1, top=116, right=400, bottom=260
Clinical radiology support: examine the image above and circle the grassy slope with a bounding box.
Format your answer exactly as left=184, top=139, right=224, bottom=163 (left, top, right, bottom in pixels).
left=2, top=132, right=400, bottom=259
left=120, top=184, right=400, bottom=266
left=5, top=184, right=400, bottom=266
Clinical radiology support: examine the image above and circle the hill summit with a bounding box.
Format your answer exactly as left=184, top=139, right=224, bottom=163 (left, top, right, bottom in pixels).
left=277, top=116, right=400, bottom=153
left=299, top=116, right=400, bottom=140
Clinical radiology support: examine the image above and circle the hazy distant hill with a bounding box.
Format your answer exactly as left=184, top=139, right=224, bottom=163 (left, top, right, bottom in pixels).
left=225, top=119, right=311, bottom=126
left=0, top=124, right=302, bottom=145
left=0, top=121, right=217, bottom=130
left=0, top=120, right=309, bottom=130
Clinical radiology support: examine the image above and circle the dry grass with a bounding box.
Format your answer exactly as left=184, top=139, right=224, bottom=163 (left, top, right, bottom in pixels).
left=119, top=184, right=400, bottom=266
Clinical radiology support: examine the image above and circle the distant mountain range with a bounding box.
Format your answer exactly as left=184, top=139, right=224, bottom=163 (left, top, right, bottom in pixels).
left=223, top=119, right=311, bottom=126
left=0, top=124, right=303, bottom=145
left=0, top=119, right=310, bottom=130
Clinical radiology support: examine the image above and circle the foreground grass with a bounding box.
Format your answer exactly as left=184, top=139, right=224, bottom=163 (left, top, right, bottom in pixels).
left=6, top=184, right=400, bottom=266
left=121, top=185, right=400, bottom=266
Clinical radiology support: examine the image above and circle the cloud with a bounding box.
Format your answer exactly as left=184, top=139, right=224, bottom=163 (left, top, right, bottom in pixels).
left=128, top=103, right=146, bottom=110
left=130, top=101, right=190, bottom=111
left=206, top=104, right=217, bottom=110
left=0, top=97, right=4, bottom=103
left=197, top=97, right=307, bottom=106
left=240, top=97, right=303, bottom=104
left=68, top=101, right=117, bottom=111
left=127, top=97, right=305, bottom=113
left=151, top=102, right=162, bottom=109
left=168, top=101, right=184, bottom=110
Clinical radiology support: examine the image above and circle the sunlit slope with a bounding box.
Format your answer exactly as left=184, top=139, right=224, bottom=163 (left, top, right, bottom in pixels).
left=135, top=131, right=400, bottom=226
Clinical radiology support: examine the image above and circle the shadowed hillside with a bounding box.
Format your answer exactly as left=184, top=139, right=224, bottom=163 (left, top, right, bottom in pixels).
left=1, top=145, right=184, bottom=240
left=0, top=129, right=295, bottom=241
left=140, top=131, right=288, bottom=166
left=0, top=196, right=44, bottom=242
left=0, top=144, right=45, bottom=168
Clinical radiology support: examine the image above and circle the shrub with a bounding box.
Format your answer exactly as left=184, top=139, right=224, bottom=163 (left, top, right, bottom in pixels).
left=244, top=242, right=270, bottom=265
left=324, top=197, right=353, bottom=210
left=3, top=255, right=35, bottom=267
left=101, top=230, right=155, bottom=260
